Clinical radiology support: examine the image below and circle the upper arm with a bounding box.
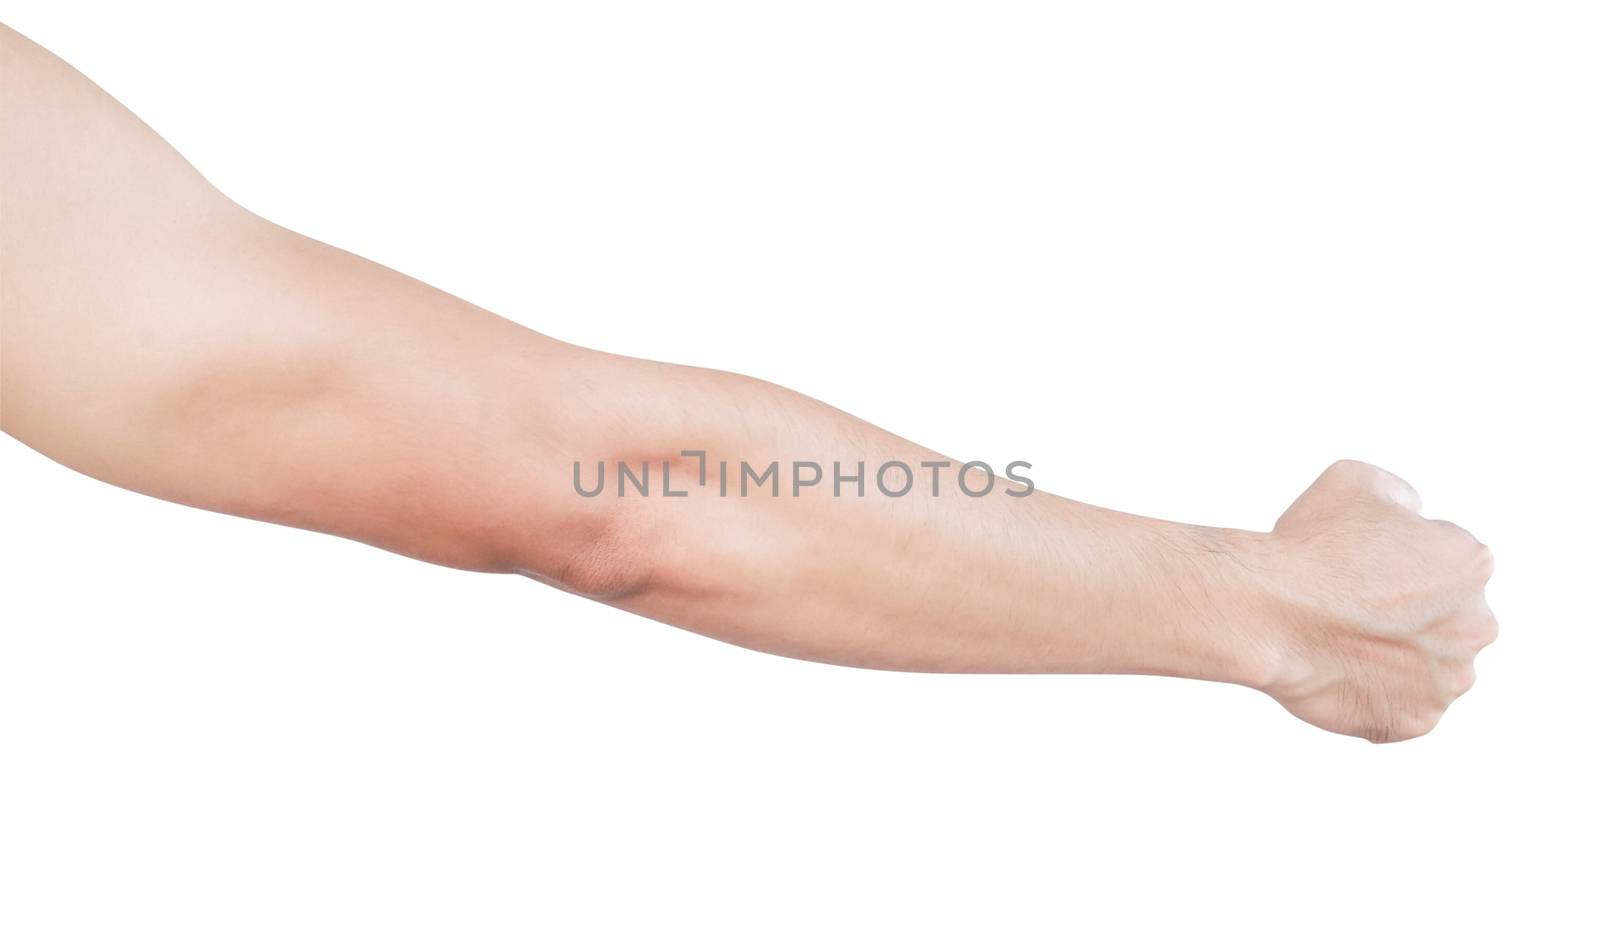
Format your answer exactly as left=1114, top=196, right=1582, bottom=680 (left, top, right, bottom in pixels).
left=2, top=22, right=231, bottom=457
left=1, top=23, right=649, bottom=584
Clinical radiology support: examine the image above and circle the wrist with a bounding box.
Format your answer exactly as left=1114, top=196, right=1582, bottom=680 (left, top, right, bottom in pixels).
left=1158, top=525, right=1294, bottom=692
left=1204, top=528, right=1318, bottom=695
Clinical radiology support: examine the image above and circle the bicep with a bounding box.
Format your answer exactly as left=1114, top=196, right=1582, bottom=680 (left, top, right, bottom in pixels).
left=8, top=202, right=614, bottom=576
left=1, top=24, right=618, bottom=576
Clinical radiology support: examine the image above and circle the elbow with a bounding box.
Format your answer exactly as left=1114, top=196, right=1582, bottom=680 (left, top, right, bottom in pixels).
left=515, top=502, right=662, bottom=603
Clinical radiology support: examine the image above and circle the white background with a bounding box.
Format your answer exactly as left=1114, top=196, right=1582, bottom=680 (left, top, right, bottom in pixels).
left=2, top=2, right=1596, bottom=944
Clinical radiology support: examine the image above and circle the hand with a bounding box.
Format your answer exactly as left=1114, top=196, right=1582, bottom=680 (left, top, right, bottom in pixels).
left=1259, top=461, right=1497, bottom=742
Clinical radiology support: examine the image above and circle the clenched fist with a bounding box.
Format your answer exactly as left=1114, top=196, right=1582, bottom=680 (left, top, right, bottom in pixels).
left=1257, top=461, right=1497, bottom=742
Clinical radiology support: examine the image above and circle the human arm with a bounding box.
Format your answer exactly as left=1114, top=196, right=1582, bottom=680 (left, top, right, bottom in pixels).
left=0, top=24, right=1496, bottom=740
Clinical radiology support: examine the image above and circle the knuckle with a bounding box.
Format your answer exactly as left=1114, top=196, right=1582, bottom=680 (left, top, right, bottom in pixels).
left=1433, top=519, right=1474, bottom=546
left=1412, top=709, right=1444, bottom=738
left=1436, top=523, right=1493, bottom=582
left=1477, top=613, right=1499, bottom=647
left=1456, top=606, right=1499, bottom=648
left=1473, top=542, right=1496, bottom=581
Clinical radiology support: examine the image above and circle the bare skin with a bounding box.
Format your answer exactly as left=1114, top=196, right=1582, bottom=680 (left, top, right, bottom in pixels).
left=0, top=25, right=1495, bottom=742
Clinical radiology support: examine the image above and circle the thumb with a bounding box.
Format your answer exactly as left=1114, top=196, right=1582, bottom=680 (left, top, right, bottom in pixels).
left=1276, top=459, right=1423, bottom=532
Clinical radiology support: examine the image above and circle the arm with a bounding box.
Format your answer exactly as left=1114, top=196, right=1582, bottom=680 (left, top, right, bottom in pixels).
left=0, top=25, right=1496, bottom=741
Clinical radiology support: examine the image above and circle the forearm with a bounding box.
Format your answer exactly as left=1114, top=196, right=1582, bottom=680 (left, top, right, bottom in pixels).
left=634, top=482, right=1281, bottom=683
left=565, top=365, right=1281, bottom=683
